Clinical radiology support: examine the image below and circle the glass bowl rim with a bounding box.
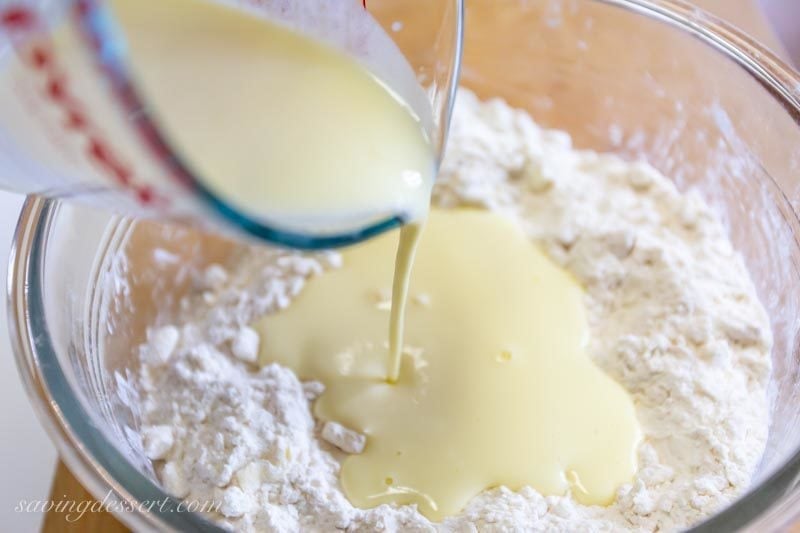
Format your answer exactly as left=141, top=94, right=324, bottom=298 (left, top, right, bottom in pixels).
left=8, top=0, right=800, bottom=529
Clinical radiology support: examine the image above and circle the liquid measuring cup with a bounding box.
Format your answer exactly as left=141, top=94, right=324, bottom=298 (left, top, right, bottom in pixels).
left=0, top=0, right=463, bottom=249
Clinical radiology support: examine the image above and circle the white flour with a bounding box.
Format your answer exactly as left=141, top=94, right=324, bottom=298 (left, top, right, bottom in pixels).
left=134, top=89, right=772, bottom=532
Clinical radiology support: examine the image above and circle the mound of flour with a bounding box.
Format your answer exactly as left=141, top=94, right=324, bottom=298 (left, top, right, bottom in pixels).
left=134, top=89, right=772, bottom=531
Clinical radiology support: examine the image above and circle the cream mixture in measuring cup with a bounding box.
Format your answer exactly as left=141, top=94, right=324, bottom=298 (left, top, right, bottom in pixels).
left=109, top=0, right=436, bottom=233
left=0, top=0, right=438, bottom=242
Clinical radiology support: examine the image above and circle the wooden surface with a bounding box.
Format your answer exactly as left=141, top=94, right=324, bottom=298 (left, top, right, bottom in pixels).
left=45, top=0, right=787, bottom=530
left=43, top=463, right=128, bottom=533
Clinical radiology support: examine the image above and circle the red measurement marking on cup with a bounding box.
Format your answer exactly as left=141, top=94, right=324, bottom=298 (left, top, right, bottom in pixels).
left=0, top=4, right=166, bottom=207
left=1, top=6, right=36, bottom=29
left=28, top=46, right=51, bottom=69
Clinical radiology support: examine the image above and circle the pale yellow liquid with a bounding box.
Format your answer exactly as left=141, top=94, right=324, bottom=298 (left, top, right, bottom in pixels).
left=387, top=222, right=424, bottom=383
left=109, top=0, right=435, bottom=231
left=109, top=0, right=430, bottom=384
left=257, top=209, right=641, bottom=520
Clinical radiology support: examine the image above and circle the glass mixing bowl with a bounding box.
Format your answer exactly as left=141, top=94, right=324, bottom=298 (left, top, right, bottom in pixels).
left=9, top=0, right=800, bottom=530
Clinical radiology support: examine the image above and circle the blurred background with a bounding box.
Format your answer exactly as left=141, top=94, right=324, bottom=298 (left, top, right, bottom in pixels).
left=761, top=0, right=800, bottom=65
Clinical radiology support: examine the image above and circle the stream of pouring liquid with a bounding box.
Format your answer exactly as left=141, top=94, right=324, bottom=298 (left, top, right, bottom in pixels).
left=109, top=0, right=433, bottom=381
left=387, top=223, right=425, bottom=383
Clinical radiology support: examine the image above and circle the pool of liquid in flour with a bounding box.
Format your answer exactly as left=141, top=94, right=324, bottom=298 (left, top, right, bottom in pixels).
left=256, top=209, right=641, bottom=520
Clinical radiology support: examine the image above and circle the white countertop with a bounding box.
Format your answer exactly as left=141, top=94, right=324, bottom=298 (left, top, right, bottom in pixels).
left=0, top=192, right=57, bottom=532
